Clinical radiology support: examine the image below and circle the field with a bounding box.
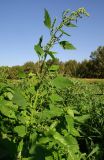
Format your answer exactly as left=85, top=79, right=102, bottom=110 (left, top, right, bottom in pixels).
left=74, top=78, right=104, bottom=83
left=0, top=76, right=104, bottom=160
left=0, top=3, right=104, bottom=160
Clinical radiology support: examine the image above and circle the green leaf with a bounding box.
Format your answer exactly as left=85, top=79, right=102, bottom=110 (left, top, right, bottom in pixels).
left=13, top=89, right=27, bottom=108
left=1, top=107, right=16, bottom=119
left=44, top=9, right=51, bottom=29
left=50, top=93, right=63, bottom=102
left=47, top=51, right=57, bottom=60
left=59, top=41, right=76, bottom=50
left=45, top=156, right=53, bottom=160
left=17, top=140, right=23, bottom=153
left=59, top=29, right=70, bottom=36
left=65, top=115, right=80, bottom=137
left=18, top=72, right=26, bottom=79
left=65, top=134, right=79, bottom=152
left=53, top=132, right=69, bottom=146
left=50, top=120, right=59, bottom=130
left=4, top=92, right=13, bottom=100
left=34, top=44, right=44, bottom=56
left=52, top=151, right=58, bottom=160
left=49, top=65, right=59, bottom=72
left=71, top=128, right=80, bottom=137
left=29, top=132, right=37, bottom=155
left=52, top=131, right=80, bottom=154
left=38, top=35, right=43, bottom=47
left=30, top=132, right=37, bottom=144
left=39, top=137, right=50, bottom=144
left=17, top=113, right=30, bottom=125
left=14, top=125, right=26, bottom=137
left=68, top=151, right=80, bottom=160
left=51, top=17, right=57, bottom=30
left=45, top=156, right=54, bottom=160
left=65, top=115, right=74, bottom=132
left=50, top=105, right=63, bottom=117
left=51, top=75, right=73, bottom=89
left=66, top=23, right=77, bottom=27
left=38, top=106, right=63, bottom=122
left=87, top=145, right=99, bottom=158
left=67, top=108, right=74, bottom=118
left=75, top=114, right=90, bottom=123
left=0, top=101, right=16, bottom=119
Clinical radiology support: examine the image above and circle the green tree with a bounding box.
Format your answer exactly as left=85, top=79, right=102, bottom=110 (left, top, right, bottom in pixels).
left=0, top=66, right=9, bottom=81
left=7, top=65, right=24, bottom=79
left=23, top=61, right=36, bottom=74
left=46, top=58, right=60, bottom=66
left=77, top=60, right=89, bottom=78
left=90, top=46, right=104, bottom=78
left=7, top=66, right=19, bottom=79
left=64, top=60, right=78, bottom=77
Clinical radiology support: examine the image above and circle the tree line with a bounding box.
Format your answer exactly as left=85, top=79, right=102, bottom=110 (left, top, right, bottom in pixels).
left=0, top=46, right=104, bottom=79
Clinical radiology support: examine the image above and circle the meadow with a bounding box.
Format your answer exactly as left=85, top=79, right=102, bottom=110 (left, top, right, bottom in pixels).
left=0, top=7, right=104, bottom=160
left=0, top=76, right=104, bottom=160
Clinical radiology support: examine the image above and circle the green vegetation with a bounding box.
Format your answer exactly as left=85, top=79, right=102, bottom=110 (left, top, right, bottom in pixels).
left=0, top=7, right=104, bottom=160
left=1, top=46, right=104, bottom=79
left=0, top=76, right=104, bottom=160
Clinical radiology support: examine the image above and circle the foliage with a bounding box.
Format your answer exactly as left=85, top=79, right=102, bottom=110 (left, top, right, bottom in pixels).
left=76, top=46, right=104, bottom=78
left=90, top=46, right=104, bottom=78
left=2, top=7, right=104, bottom=160
left=0, top=77, right=104, bottom=160
left=0, top=66, right=9, bottom=82
left=1, top=45, right=104, bottom=79
left=64, top=60, right=79, bottom=77
left=23, top=61, right=37, bottom=75
left=7, top=66, right=22, bottom=79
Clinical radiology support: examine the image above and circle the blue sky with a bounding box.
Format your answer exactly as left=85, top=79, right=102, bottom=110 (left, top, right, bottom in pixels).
left=0, top=0, right=104, bottom=66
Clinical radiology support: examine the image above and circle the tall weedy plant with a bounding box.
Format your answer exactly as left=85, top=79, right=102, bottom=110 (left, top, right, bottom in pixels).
left=34, top=8, right=89, bottom=75
left=0, top=7, right=89, bottom=160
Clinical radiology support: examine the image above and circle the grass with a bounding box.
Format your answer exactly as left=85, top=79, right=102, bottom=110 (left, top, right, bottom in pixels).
left=73, top=78, right=104, bottom=83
